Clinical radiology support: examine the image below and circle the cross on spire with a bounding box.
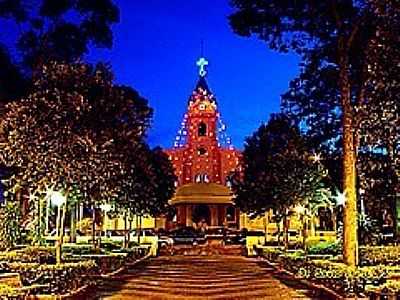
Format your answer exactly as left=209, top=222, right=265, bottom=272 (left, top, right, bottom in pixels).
left=197, top=57, right=209, bottom=77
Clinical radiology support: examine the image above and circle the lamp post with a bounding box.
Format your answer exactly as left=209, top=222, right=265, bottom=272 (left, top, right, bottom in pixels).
left=51, top=191, right=66, bottom=265
left=100, top=203, right=112, bottom=239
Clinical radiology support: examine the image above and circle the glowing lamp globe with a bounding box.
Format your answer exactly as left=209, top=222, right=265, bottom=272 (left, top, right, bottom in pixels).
left=51, top=191, right=66, bottom=207
left=335, top=192, right=346, bottom=206
left=100, top=203, right=112, bottom=212
left=295, top=205, right=305, bottom=215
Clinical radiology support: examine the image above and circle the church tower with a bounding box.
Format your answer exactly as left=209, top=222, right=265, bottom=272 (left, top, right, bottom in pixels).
left=164, top=56, right=241, bottom=229
left=166, top=56, right=240, bottom=187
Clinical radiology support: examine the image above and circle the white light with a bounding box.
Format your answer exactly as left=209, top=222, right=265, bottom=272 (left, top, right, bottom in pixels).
left=100, top=203, right=112, bottom=212
left=335, top=191, right=346, bottom=206
left=295, top=205, right=305, bottom=215
left=50, top=191, right=66, bottom=207
left=312, top=152, right=322, bottom=163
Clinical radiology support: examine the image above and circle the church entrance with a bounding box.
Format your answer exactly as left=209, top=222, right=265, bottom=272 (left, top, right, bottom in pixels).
left=192, top=204, right=211, bottom=227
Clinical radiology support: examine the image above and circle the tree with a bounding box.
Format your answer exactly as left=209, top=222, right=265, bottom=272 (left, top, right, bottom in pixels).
left=229, top=0, right=397, bottom=265
left=0, top=0, right=119, bottom=102
left=232, top=114, right=330, bottom=249
left=0, top=61, right=152, bottom=246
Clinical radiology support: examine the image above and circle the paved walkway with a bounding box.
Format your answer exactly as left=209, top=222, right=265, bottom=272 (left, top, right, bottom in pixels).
left=95, top=255, right=320, bottom=300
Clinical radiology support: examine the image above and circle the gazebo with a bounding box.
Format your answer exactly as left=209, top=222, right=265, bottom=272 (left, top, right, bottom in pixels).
left=168, top=183, right=239, bottom=229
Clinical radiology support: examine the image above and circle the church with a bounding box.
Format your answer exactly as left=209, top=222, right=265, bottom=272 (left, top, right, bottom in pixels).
left=163, top=56, right=241, bottom=230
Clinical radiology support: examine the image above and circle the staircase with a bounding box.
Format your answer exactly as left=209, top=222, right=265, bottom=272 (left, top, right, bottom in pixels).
left=160, top=244, right=245, bottom=256
left=95, top=255, right=321, bottom=299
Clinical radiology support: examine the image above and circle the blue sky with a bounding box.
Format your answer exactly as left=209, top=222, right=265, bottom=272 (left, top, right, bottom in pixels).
left=85, top=0, right=301, bottom=149
left=1, top=0, right=301, bottom=149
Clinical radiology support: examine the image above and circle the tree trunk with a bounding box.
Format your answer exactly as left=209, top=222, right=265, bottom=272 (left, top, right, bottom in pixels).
left=70, top=203, right=76, bottom=243
left=124, top=210, right=128, bottom=248
left=138, top=215, right=142, bottom=244
left=283, top=212, right=288, bottom=251
left=127, top=210, right=132, bottom=246
left=264, top=210, right=269, bottom=244
left=92, top=205, right=96, bottom=248
left=340, top=50, right=358, bottom=266
left=302, top=214, right=307, bottom=251
left=55, top=205, right=62, bottom=264
left=57, top=203, right=67, bottom=264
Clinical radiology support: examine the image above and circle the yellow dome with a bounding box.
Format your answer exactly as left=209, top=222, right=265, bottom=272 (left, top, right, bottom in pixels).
left=176, top=183, right=232, bottom=196
left=170, top=183, right=233, bottom=205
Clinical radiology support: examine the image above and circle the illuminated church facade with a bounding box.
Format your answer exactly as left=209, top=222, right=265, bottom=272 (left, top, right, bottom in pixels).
left=164, top=57, right=241, bottom=229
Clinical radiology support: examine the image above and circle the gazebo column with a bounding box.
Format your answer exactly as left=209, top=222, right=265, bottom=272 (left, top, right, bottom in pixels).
left=210, top=205, right=218, bottom=226
left=186, top=205, right=192, bottom=227
left=177, top=205, right=186, bottom=227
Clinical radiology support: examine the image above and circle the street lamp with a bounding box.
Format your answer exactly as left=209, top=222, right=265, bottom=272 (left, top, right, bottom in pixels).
left=100, top=203, right=112, bottom=238
left=335, top=191, right=346, bottom=207
left=51, top=191, right=66, bottom=265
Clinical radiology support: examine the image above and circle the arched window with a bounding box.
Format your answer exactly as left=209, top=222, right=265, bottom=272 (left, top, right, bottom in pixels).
left=197, top=147, right=207, bottom=156
left=194, top=174, right=202, bottom=183
left=194, top=173, right=209, bottom=183
left=198, top=122, right=207, bottom=136
left=203, top=173, right=209, bottom=183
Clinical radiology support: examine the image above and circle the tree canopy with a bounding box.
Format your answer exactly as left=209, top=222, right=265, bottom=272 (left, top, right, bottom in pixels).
left=0, top=62, right=163, bottom=224
left=232, top=114, right=330, bottom=217
left=0, top=0, right=120, bottom=101
left=229, top=0, right=399, bottom=265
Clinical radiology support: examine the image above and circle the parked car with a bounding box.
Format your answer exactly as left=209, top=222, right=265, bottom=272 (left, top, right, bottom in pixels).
left=170, top=227, right=206, bottom=245
left=224, top=229, right=246, bottom=245
left=205, top=227, right=225, bottom=240
left=158, top=233, right=174, bottom=248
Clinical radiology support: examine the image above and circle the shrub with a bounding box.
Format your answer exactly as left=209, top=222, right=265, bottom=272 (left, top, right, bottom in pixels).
left=262, top=247, right=284, bottom=261
left=0, top=283, right=25, bottom=299
left=360, top=246, right=400, bottom=266
left=366, top=280, right=400, bottom=295
left=307, top=241, right=341, bottom=256
left=0, top=261, right=97, bottom=294
left=0, top=247, right=54, bottom=263
left=280, top=253, right=400, bottom=297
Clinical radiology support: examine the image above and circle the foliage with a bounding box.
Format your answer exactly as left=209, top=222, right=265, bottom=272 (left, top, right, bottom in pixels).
left=360, top=246, right=400, bottom=266
left=0, top=247, right=54, bottom=263
left=114, top=144, right=176, bottom=219
left=0, top=284, right=25, bottom=299
left=229, top=0, right=400, bottom=265
left=0, top=46, right=28, bottom=102
left=0, top=62, right=153, bottom=234
left=0, top=0, right=119, bottom=102
left=232, top=113, right=331, bottom=222
left=0, top=201, right=21, bottom=250
left=307, top=241, right=341, bottom=256
left=366, top=280, right=400, bottom=295
left=279, top=254, right=400, bottom=297
left=229, top=0, right=399, bottom=228
left=0, top=260, right=97, bottom=294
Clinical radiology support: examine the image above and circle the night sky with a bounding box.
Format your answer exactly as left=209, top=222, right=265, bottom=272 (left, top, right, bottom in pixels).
left=2, top=0, right=301, bottom=149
